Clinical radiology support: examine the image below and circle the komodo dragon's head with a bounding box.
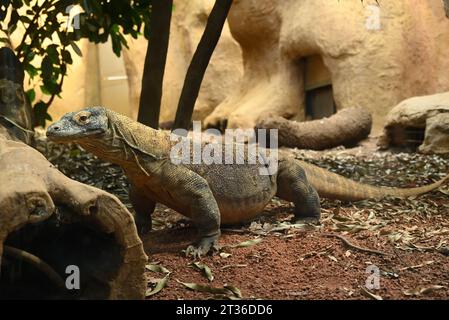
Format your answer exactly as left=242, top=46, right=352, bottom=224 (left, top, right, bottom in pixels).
left=46, top=106, right=109, bottom=142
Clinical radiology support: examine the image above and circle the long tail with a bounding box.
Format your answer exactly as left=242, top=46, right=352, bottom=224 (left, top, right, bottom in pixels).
left=298, top=160, right=449, bottom=201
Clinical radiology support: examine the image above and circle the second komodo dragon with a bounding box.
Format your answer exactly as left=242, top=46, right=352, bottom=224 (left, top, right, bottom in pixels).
left=47, top=107, right=449, bottom=256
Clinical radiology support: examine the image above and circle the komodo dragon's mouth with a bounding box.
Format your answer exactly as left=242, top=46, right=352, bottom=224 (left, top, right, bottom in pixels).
left=46, top=128, right=106, bottom=142
left=0, top=206, right=123, bottom=299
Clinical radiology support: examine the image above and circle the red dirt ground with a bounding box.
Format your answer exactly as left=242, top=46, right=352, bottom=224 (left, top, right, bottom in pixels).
left=144, top=200, right=449, bottom=300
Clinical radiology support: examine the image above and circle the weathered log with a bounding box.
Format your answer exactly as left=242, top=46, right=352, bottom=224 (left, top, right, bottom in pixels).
left=256, top=107, right=372, bottom=150
left=0, top=134, right=147, bottom=299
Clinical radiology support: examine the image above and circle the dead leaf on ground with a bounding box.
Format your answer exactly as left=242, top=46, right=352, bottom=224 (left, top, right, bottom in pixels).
left=146, top=273, right=170, bottom=297
left=190, top=262, right=214, bottom=282
left=403, top=285, right=445, bottom=297
left=229, top=238, right=263, bottom=248
left=360, top=286, right=383, bottom=300
left=177, top=280, right=242, bottom=299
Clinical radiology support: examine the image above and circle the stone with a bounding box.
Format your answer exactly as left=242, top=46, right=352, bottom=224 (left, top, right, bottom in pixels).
left=378, top=91, right=449, bottom=154
left=420, top=113, right=449, bottom=154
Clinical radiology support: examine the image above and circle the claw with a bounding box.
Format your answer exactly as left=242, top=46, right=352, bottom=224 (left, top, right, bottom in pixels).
left=185, top=245, right=207, bottom=259
left=185, top=234, right=219, bottom=259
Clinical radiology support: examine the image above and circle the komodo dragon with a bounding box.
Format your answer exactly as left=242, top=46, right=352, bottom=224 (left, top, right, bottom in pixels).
left=46, top=107, right=449, bottom=256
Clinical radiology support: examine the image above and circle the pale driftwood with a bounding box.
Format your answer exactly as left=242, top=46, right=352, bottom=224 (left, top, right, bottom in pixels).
left=256, top=107, right=372, bottom=150
left=0, top=134, right=147, bottom=299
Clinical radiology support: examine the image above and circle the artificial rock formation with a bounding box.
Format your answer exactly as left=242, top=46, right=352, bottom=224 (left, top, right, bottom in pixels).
left=378, top=91, right=449, bottom=154
left=204, top=0, right=449, bottom=132
left=0, top=135, right=148, bottom=299
left=257, top=107, right=372, bottom=150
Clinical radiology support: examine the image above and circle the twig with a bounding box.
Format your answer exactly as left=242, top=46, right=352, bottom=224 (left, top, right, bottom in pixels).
left=322, top=233, right=388, bottom=256
left=221, top=228, right=246, bottom=234
left=3, top=245, right=65, bottom=288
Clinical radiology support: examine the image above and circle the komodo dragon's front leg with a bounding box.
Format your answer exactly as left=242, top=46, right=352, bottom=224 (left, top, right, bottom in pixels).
left=160, top=165, right=221, bottom=258
left=129, top=184, right=156, bottom=235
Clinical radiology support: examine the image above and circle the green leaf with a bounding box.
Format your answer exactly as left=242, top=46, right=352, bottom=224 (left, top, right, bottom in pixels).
left=26, top=88, right=36, bottom=103
left=33, top=101, right=50, bottom=127
left=40, top=85, right=51, bottom=96
left=47, top=44, right=59, bottom=63
left=61, top=50, right=73, bottom=64
left=70, top=41, right=83, bottom=57
left=190, top=262, right=214, bottom=282
left=41, top=56, right=53, bottom=79
left=42, top=79, right=60, bottom=95
left=110, top=33, right=122, bottom=57
left=8, top=9, right=19, bottom=29
left=145, top=273, right=170, bottom=297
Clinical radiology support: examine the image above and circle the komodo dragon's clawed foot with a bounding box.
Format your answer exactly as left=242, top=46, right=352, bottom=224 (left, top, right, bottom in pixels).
left=185, top=234, right=220, bottom=259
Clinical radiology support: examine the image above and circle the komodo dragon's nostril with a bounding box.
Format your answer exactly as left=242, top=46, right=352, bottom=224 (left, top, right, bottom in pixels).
left=52, top=126, right=60, bottom=131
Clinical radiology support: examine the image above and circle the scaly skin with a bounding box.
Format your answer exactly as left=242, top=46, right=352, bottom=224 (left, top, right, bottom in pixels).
left=46, top=107, right=449, bottom=256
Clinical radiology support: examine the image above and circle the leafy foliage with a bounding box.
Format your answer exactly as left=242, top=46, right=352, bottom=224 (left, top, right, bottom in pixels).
left=0, top=0, right=151, bottom=127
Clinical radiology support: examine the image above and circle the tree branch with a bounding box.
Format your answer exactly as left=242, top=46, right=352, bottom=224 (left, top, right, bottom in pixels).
left=172, top=0, right=233, bottom=132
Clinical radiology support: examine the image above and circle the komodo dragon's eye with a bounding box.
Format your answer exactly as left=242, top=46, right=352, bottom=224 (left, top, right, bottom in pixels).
left=73, top=111, right=91, bottom=125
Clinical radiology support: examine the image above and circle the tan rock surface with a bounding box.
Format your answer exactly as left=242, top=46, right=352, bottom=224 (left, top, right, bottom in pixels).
left=420, top=113, right=449, bottom=154
left=205, top=0, right=449, bottom=132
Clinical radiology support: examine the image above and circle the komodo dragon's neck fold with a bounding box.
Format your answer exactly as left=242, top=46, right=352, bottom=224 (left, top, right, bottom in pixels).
left=78, top=110, right=171, bottom=172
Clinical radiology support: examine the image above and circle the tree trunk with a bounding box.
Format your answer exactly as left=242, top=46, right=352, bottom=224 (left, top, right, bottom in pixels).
left=138, top=0, right=173, bottom=128
left=172, top=0, right=234, bottom=132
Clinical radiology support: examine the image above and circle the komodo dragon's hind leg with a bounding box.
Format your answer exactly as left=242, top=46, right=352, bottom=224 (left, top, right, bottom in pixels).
left=129, top=184, right=156, bottom=235
left=276, top=159, right=321, bottom=224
